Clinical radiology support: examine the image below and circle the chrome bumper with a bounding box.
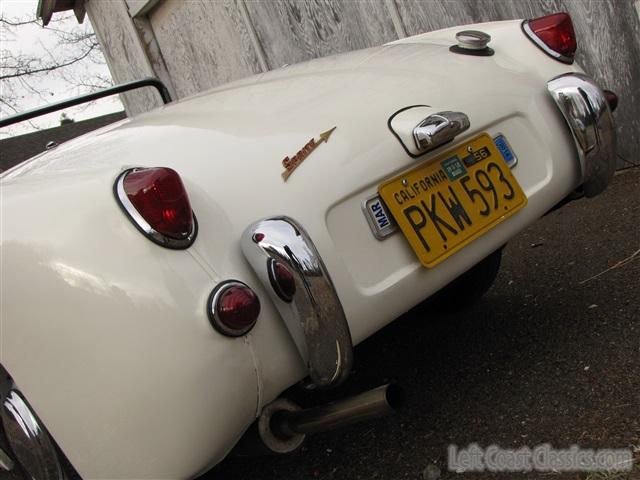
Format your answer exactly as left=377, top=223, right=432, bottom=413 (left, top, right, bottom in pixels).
left=547, top=73, right=616, bottom=197
left=241, top=217, right=353, bottom=389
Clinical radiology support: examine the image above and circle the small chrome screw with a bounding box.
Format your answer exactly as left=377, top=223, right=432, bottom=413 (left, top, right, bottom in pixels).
left=402, top=179, right=408, bottom=187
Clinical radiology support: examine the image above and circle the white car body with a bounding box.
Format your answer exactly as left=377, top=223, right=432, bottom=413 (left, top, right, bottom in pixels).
left=0, top=19, right=616, bottom=479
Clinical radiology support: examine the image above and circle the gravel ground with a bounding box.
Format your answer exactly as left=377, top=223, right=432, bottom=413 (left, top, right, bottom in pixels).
left=208, top=168, right=640, bottom=480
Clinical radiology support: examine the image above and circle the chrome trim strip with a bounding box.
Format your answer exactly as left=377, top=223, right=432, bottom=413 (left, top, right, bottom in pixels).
left=114, top=168, right=198, bottom=249
left=241, top=217, right=353, bottom=389
left=522, top=20, right=573, bottom=64
left=547, top=73, right=617, bottom=197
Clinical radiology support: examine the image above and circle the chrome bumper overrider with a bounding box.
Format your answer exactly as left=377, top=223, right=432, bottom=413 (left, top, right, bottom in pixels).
left=547, top=73, right=617, bottom=197
left=241, top=217, right=353, bottom=389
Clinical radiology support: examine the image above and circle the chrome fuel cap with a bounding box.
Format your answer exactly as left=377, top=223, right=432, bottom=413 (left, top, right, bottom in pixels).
left=450, top=30, right=494, bottom=56
left=455, top=30, right=491, bottom=50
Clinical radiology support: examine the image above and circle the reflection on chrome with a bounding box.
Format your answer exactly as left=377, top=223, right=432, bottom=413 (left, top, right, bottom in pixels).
left=547, top=73, right=616, bottom=197
left=241, top=217, right=353, bottom=389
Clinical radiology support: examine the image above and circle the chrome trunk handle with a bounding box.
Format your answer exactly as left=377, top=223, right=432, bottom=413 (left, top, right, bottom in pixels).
left=413, top=111, right=470, bottom=152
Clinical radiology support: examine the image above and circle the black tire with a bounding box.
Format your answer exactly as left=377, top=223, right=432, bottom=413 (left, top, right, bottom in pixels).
left=426, top=247, right=503, bottom=312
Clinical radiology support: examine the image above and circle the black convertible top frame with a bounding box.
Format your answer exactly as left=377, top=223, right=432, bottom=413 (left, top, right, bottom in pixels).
left=0, top=77, right=172, bottom=128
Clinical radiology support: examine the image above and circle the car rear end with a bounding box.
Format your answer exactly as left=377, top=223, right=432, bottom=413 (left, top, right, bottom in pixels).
left=0, top=13, right=616, bottom=480
left=231, top=15, right=617, bottom=396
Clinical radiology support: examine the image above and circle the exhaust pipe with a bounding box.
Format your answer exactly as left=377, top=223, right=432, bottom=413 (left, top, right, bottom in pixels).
left=240, top=384, right=403, bottom=455
left=275, top=383, right=403, bottom=437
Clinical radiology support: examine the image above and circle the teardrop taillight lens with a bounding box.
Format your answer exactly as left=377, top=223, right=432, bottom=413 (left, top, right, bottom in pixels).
left=115, top=167, right=197, bottom=248
left=523, top=12, right=577, bottom=63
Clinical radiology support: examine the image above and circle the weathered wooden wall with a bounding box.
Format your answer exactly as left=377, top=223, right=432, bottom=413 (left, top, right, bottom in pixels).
left=87, top=0, right=639, bottom=169
left=244, top=0, right=399, bottom=68
left=85, top=0, right=165, bottom=114
left=149, top=0, right=264, bottom=98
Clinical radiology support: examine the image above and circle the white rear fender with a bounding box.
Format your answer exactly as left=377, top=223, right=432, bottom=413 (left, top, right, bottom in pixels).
left=0, top=168, right=260, bottom=479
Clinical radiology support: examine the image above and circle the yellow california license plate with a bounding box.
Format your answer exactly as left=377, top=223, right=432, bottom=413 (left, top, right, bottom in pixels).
left=378, top=133, right=527, bottom=267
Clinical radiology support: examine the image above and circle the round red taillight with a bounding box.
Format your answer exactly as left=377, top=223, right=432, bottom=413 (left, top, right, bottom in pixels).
left=115, top=167, right=197, bottom=248
left=208, top=281, right=260, bottom=336
left=524, top=12, right=577, bottom=63
left=268, top=259, right=296, bottom=303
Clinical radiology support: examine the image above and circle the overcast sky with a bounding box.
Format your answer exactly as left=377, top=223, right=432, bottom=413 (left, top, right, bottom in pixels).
left=0, top=0, right=122, bottom=137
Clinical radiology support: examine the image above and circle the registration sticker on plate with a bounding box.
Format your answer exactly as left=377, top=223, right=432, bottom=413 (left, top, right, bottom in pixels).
left=378, top=133, right=527, bottom=267
left=493, top=133, right=518, bottom=168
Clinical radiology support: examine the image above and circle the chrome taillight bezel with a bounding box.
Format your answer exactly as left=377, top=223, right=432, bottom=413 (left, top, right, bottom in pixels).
left=207, top=280, right=261, bottom=337
left=521, top=13, right=576, bottom=65
left=114, top=168, right=198, bottom=249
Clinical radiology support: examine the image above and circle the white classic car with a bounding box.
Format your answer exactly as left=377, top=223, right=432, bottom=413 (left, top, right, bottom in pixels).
left=0, top=13, right=617, bottom=480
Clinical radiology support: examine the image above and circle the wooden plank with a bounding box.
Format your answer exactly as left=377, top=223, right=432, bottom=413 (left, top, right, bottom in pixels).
left=394, top=0, right=475, bottom=35
left=85, top=0, right=162, bottom=116
left=126, top=0, right=160, bottom=17
left=394, top=0, right=568, bottom=34
left=384, top=0, right=407, bottom=38
left=133, top=16, right=178, bottom=100
left=238, top=0, right=269, bottom=72
left=148, top=0, right=263, bottom=99
left=244, top=0, right=399, bottom=69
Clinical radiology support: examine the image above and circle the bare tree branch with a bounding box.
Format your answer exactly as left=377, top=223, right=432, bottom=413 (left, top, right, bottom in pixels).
left=0, top=43, right=98, bottom=80
left=0, top=18, right=37, bottom=27
left=0, top=11, right=112, bottom=120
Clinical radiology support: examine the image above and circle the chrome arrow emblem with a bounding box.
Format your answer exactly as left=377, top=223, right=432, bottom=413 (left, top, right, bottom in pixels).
left=282, top=127, right=337, bottom=181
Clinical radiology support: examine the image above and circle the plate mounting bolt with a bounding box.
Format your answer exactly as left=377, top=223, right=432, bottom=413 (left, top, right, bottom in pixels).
left=402, top=179, right=408, bottom=187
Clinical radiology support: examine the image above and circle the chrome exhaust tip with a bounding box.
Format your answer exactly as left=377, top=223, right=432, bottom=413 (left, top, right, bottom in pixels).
left=249, top=384, right=403, bottom=455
